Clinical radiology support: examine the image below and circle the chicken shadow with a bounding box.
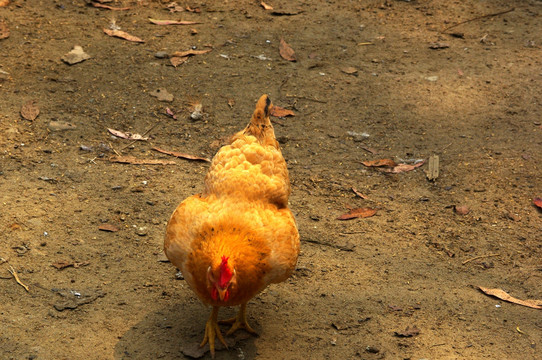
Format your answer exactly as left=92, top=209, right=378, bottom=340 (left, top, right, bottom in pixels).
left=113, top=301, right=258, bottom=360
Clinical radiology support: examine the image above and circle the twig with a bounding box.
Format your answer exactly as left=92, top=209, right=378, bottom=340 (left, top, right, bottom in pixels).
left=302, top=238, right=354, bottom=251
left=8, top=265, right=29, bottom=292
left=119, top=121, right=161, bottom=152
left=462, top=253, right=500, bottom=265
left=442, top=8, right=515, bottom=33
left=285, top=94, right=327, bottom=103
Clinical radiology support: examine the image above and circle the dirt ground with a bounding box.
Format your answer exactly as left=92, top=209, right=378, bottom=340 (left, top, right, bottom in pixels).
left=1, top=0, right=541, bottom=359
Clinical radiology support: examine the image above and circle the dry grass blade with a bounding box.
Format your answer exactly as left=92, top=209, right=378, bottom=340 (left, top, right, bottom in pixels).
left=8, top=265, right=29, bottom=292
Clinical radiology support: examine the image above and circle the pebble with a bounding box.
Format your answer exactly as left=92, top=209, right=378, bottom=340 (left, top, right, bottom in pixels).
left=135, top=226, right=148, bottom=236
left=154, top=51, right=169, bottom=59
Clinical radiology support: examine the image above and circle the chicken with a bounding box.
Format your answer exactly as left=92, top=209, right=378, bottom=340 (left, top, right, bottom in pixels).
left=164, top=94, right=300, bottom=357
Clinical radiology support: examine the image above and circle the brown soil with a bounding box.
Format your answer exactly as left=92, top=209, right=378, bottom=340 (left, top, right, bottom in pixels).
left=1, top=1, right=541, bottom=359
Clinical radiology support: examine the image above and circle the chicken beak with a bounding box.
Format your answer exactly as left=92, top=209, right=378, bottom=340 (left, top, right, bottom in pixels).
left=217, top=287, right=228, bottom=301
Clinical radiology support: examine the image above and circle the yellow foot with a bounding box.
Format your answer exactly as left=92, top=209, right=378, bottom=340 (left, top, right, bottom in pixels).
left=218, top=303, right=257, bottom=336
left=200, top=306, right=227, bottom=358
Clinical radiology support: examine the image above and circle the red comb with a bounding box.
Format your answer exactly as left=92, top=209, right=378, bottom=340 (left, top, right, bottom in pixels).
left=218, top=256, right=233, bottom=288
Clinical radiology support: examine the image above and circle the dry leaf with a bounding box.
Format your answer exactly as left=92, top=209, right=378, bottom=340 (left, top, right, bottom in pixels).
left=0, top=18, right=9, bottom=40
left=103, top=28, right=144, bottom=43
left=0, top=0, right=9, bottom=7
left=108, top=128, right=149, bottom=141
left=149, top=88, right=174, bottom=102
left=52, top=261, right=90, bottom=270
left=149, top=18, right=201, bottom=25
left=20, top=100, right=39, bottom=121
left=394, top=326, right=420, bottom=337
left=533, top=197, right=542, bottom=209
left=153, top=147, right=211, bottom=162
left=227, top=98, right=235, bottom=108
left=166, top=2, right=184, bottom=13
left=429, top=42, right=450, bottom=49
left=170, top=56, right=188, bottom=67
left=61, top=45, right=91, bottom=65
left=337, top=207, right=377, bottom=220
left=185, top=6, right=201, bottom=13
left=362, top=159, right=397, bottom=167
left=352, top=187, right=368, bottom=199
left=279, top=38, right=296, bottom=62
left=261, top=1, right=273, bottom=10
left=341, top=66, right=358, bottom=75
left=91, top=2, right=130, bottom=10
left=171, top=49, right=212, bottom=57
left=382, top=160, right=426, bottom=173
left=98, top=224, right=120, bottom=232
left=478, top=287, right=542, bottom=310
left=109, top=155, right=176, bottom=165
left=271, top=106, right=295, bottom=118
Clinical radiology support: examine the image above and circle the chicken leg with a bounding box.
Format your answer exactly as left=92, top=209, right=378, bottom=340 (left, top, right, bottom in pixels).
left=201, top=306, right=228, bottom=358
left=219, top=302, right=257, bottom=335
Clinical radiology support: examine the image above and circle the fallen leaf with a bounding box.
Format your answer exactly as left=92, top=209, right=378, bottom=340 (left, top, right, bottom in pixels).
left=149, top=18, right=201, bottom=25
left=533, top=197, right=542, bottom=209
left=109, top=155, right=176, bottom=165
left=166, top=107, right=177, bottom=120
left=362, top=159, right=397, bottom=167
left=271, top=9, right=303, bottom=16
left=91, top=2, right=130, bottom=10
left=48, top=121, right=76, bottom=131
left=478, top=287, right=542, bottom=310
left=341, top=66, right=358, bottom=75
left=52, top=261, right=90, bottom=270
left=153, top=147, right=211, bottom=162
left=98, top=224, right=120, bottom=232
left=170, top=56, right=188, bottom=67
left=227, top=98, right=235, bottom=108
left=394, top=326, right=420, bottom=337
left=279, top=38, right=296, bottom=62
left=61, top=45, right=91, bottom=65
left=166, top=2, right=185, bottom=13
left=352, top=187, right=368, bottom=199
left=108, top=128, right=149, bottom=141
left=103, top=28, right=144, bottom=43
left=271, top=106, right=295, bottom=118
left=454, top=205, right=470, bottom=215
left=171, top=49, right=212, bottom=57
left=185, top=6, right=201, bottom=13
left=429, top=42, right=450, bottom=49
left=383, top=160, right=426, bottom=173
left=149, top=88, right=174, bottom=102
left=20, top=100, right=39, bottom=121
left=337, top=207, right=377, bottom=220
left=0, top=18, right=9, bottom=40
left=0, top=0, right=9, bottom=7
left=261, top=1, right=273, bottom=10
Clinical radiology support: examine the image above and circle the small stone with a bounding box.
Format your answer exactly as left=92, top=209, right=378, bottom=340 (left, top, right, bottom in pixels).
left=154, top=51, right=169, bottom=59
left=365, top=346, right=380, bottom=353
left=135, top=226, right=148, bottom=236
left=454, top=205, right=469, bottom=215
left=425, top=75, right=438, bottom=82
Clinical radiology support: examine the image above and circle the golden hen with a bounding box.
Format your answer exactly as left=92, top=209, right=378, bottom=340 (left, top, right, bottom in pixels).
left=164, top=94, right=300, bottom=357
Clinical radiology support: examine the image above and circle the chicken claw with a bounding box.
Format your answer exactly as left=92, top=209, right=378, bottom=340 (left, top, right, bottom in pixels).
left=201, top=306, right=228, bottom=358
left=219, top=303, right=257, bottom=335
